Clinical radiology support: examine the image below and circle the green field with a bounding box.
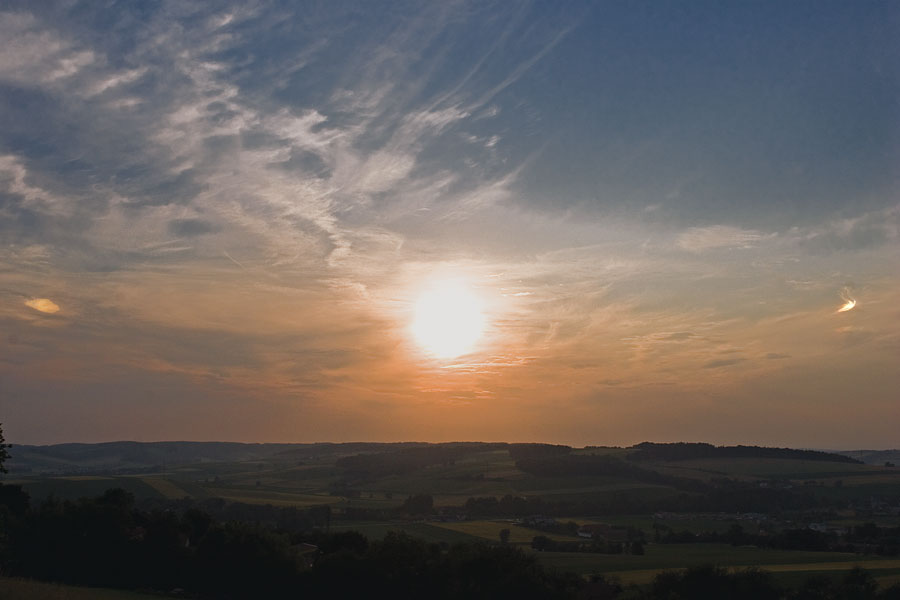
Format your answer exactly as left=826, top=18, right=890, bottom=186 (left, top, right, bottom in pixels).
left=432, top=519, right=581, bottom=544
left=207, top=486, right=344, bottom=507
left=15, top=442, right=896, bottom=518
left=7, top=441, right=900, bottom=595
left=534, top=542, right=900, bottom=582
left=828, top=516, right=900, bottom=528
left=9, top=444, right=899, bottom=550
left=605, top=564, right=900, bottom=586
left=17, top=477, right=164, bottom=502
left=0, top=577, right=158, bottom=600
left=877, top=573, right=900, bottom=588
left=651, top=457, right=898, bottom=483
left=329, top=521, right=481, bottom=545
left=571, top=514, right=748, bottom=534
left=605, top=563, right=900, bottom=588
left=140, top=477, right=190, bottom=499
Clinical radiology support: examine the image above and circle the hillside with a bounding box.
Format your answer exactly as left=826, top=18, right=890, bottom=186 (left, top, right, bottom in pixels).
left=4, top=441, right=897, bottom=518
left=834, top=449, right=900, bottom=466
left=3, top=439, right=899, bottom=596
left=6, top=441, right=430, bottom=475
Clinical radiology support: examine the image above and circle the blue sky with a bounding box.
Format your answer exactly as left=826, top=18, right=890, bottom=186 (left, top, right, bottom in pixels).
left=1, top=1, right=898, bottom=447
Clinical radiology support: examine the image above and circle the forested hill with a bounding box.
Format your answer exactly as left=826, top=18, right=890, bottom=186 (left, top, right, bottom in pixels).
left=6, top=439, right=868, bottom=475
left=6, top=441, right=430, bottom=475
left=627, top=442, right=863, bottom=464
left=833, top=449, right=900, bottom=466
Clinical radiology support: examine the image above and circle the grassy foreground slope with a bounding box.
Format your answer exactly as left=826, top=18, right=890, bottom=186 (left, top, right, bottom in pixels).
left=0, top=577, right=160, bottom=600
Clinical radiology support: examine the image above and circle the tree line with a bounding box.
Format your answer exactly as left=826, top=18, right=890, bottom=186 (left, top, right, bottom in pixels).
left=3, top=483, right=900, bottom=599
left=0, top=484, right=578, bottom=599
left=627, top=442, right=862, bottom=464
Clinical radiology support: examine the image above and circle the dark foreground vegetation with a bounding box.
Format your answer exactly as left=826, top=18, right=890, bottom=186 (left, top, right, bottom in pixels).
left=632, top=564, right=900, bottom=600
left=0, top=485, right=579, bottom=599
left=627, top=442, right=864, bottom=464
left=1, top=484, right=899, bottom=599
left=3, top=436, right=900, bottom=598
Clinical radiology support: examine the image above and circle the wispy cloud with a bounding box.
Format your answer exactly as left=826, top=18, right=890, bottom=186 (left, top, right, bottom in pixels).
left=790, top=204, right=900, bottom=253
left=24, top=298, right=60, bottom=314
left=1, top=2, right=898, bottom=446
left=704, top=358, right=745, bottom=369
left=677, top=225, right=766, bottom=252
left=0, top=11, right=94, bottom=86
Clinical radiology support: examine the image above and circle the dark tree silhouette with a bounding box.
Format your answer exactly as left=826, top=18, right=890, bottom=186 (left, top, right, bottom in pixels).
left=400, top=493, right=434, bottom=515
left=0, top=423, right=10, bottom=474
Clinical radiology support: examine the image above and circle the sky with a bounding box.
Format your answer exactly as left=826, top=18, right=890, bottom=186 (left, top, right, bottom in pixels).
left=1, top=1, right=898, bottom=448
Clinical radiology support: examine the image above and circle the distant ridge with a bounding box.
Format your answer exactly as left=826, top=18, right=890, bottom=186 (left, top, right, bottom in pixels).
left=832, top=448, right=900, bottom=466
left=627, top=442, right=862, bottom=464
left=6, top=441, right=431, bottom=475
left=5, top=440, right=877, bottom=475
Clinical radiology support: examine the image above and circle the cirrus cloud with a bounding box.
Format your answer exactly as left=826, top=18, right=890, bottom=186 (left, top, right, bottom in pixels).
left=677, top=225, right=767, bottom=252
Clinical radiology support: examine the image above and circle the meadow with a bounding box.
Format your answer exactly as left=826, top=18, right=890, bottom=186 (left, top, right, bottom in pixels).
left=533, top=543, right=900, bottom=582
left=0, top=577, right=159, bottom=600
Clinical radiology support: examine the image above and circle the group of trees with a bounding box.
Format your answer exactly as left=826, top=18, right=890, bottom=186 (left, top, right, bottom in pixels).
left=465, top=494, right=552, bottom=517
left=627, top=442, right=862, bottom=464
left=653, top=523, right=900, bottom=556
left=459, top=484, right=824, bottom=519
left=531, top=535, right=645, bottom=556
left=514, top=454, right=697, bottom=489
left=335, top=443, right=507, bottom=481
left=4, top=428, right=900, bottom=598
left=0, top=423, right=10, bottom=474
left=0, top=485, right=580, bottom=599
left=3, top=484, right=899, bottom=600
left=635, top=565, right=900, bottom=600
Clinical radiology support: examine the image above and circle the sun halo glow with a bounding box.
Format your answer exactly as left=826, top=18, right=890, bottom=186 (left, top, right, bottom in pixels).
left=412, top=283, right=485, bottom=358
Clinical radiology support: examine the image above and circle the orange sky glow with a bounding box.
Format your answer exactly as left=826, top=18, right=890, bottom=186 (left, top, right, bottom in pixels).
left=1, top=3, right=898, bottom=448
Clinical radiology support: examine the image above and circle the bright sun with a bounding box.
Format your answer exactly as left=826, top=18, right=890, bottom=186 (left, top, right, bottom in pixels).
left=412, top=282, right=485, bottom=358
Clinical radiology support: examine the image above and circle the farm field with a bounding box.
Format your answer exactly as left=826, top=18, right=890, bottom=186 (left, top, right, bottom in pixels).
left=432, top=519, right=581, bottom=544
left=10, top=442, right=900, bottom=540
left=877, top=573, right=900, bottom=588
left=5, top=440, right=900, bottom=596
left=0, top=577, right=159, bottom=600
left=534, top=543, right=900, bottom=581
left=646, top=457, right=895, bottom=482
left=9, top=442, right=900, bottom=535
left=605, top=564, right=900, bottom=587
left=139, top=477, right=190, bottom=499
left=329, top=521, right=482, bottom=545
left=15, top=476, right=165, bottom=502
left=571, top=514, right=752, bottom=534
left=205, top=486, right=344, bottom=507
left=7, top=446, right=899, bottom=522
left=828, top=516, right=900, bottom=528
